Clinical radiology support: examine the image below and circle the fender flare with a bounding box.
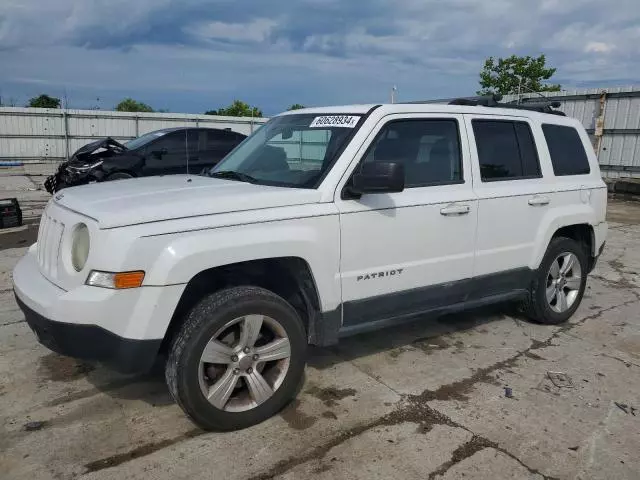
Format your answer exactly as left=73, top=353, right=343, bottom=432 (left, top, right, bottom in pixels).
left=530, top=205, right=596, bottom=269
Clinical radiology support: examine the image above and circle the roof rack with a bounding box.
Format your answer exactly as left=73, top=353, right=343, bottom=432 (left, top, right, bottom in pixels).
left=447, top=94, right=565, bottom=116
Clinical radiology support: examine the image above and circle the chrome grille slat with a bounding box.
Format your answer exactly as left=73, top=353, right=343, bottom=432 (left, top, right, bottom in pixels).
left=38, top=213, right=50, bottom=267
left=54, top=223, right=65, bottom=277
left=37, top=208, right=65, bottom=281
left=36, top=213, right=44, bottom=265
left=45, top=219, right=57, bottom=273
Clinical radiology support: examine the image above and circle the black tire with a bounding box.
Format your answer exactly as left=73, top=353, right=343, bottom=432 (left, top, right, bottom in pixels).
left=523, top=237, right=588, bottom=325
left=107, top=172, right=134, bottom=181
left=165, top=286, right=307, bottom=431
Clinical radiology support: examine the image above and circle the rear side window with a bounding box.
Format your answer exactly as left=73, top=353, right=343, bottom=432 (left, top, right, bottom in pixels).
left=472, top=120, right=541, bottom=181
left=542, top=124, right=591, bottom=176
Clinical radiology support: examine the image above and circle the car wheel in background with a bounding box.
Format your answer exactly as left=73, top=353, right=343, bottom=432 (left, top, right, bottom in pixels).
left=106, top=172, right=134, bottom=181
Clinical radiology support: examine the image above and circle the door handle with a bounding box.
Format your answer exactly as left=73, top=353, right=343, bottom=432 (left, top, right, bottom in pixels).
left=528, top=195, right=550, bottom=206
left=440, top=204, right=470, bottom=216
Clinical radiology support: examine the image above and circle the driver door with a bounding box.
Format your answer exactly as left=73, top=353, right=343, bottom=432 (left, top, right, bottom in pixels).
left=336, top=114, right=478, bottom=329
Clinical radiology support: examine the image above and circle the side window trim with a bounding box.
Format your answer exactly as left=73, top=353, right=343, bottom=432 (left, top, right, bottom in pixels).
left=349, top=117, right=465, bottom=190
left=513, top=122, right=542, bottom=178
left=471, top=118, right=543, bottom=183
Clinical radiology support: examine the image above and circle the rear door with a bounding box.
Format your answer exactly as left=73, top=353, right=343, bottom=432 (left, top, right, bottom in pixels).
left=194, top=129, right=245, bottom=172
left=466, top=114, right=549, bottom=293
left=185, top=129, right=200, bottom=173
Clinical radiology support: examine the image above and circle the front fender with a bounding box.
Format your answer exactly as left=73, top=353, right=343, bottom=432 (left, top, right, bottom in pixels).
left=139, top=215, right=341, bottom=312
left=101, top=155, right=143, bottom=175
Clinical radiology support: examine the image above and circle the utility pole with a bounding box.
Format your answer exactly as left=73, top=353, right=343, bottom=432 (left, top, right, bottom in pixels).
left=517, top=77, right=523, bottom=104
left=390, top=85, right=397, bottom=104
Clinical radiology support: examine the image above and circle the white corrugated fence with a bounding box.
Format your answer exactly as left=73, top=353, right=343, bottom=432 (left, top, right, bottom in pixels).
left=2, top=88, right=640, bottom=178
left=0, top=107, right=268, bottom=163
left=502, top=86, right=640, bottom=179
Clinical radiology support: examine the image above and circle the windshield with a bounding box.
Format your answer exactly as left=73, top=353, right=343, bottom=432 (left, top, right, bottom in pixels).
left=124, top=130, right=169, bottom=150
left=210, top=113, right=363, bottom=188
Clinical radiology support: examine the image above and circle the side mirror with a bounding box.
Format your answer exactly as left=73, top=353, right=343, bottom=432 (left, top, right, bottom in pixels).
left=351, top=162, right=405, bottom=195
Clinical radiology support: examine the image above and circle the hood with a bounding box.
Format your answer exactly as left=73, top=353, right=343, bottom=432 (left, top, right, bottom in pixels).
left=53, top=175, right=322, bottom=228
left=64, top=137, right=128, bottom=169
left=72, top=137, right=127, bottom=159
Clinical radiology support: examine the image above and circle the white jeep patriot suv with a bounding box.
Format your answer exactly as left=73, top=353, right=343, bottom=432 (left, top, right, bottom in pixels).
left=14, top=98, right=607, bottom=430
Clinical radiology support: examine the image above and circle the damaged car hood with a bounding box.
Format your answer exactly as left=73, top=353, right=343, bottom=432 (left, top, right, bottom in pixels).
left=72, top=137, right=127, bottom=160
left=53, top=175, right=322, bottom=228
left=44, top=137, right=129, bottom=193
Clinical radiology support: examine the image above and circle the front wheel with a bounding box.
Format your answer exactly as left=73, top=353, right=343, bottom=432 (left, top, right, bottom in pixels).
left=166, top=286, right=307, bottom=431
left=523, top=237, right=588, bottom=325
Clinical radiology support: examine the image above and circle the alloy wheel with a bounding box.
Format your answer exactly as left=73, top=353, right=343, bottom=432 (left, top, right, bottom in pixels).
left=545, top=252, right=582, bottom=313
left=198, top=315, right=291, bottom=412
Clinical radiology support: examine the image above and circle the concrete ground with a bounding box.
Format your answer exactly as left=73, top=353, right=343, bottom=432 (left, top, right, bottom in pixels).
left=1, top=175, right=639, bottom=479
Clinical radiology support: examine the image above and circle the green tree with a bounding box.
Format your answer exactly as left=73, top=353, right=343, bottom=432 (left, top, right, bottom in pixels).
left=205, top=100, right=262, bottom=117
left=115, top=98, right=154, bottom=112
left=287, top=103, right=305, bottom=110
left=27, top=94, right=61, bottom=108
left=477, top=55, right=561, bottom=96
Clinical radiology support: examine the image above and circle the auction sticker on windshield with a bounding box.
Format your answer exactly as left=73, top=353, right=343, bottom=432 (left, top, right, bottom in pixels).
left=309, top=116, right=360, bottom=128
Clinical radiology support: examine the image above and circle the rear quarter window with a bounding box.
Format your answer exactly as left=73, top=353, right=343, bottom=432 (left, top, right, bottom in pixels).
left=542, top=124, right=591, bottom=176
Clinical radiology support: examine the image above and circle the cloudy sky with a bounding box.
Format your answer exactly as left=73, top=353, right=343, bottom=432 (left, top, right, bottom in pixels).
left=1, top=0, right=639, bottom=115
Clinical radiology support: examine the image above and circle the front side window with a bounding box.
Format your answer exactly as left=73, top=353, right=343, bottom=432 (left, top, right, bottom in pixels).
left=362, top=119, right=462, bottom=187
left=124, top=130, right=168, bottom=150
left=149, top=131, right=186, bottom=155
left=473, top=120, right=541, bottom=181
left=210, top=113, right=364, bottom=188
left=542, top=124, right=591, bottom=176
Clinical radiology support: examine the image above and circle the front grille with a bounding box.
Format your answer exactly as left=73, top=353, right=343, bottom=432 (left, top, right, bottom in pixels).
left=37, top=209, right=65, bottom=280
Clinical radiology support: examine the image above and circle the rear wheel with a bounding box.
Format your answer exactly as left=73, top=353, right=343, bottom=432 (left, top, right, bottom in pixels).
left=166, top=286, right=307, bottom=431
left=523, top=237, right=587, bottom=324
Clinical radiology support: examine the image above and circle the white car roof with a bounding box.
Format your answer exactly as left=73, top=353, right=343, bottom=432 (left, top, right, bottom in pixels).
left=278, top=105, right=379, bottom=115
left=277, top=103, right=580, bottom=127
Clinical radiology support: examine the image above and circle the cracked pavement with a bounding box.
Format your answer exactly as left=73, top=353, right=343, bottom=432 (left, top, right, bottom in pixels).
left=1, top=196, right=639, bottom=480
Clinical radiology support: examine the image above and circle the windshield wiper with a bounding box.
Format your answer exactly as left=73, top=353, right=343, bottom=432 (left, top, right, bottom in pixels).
left=210, top=170, right=258, bottom=184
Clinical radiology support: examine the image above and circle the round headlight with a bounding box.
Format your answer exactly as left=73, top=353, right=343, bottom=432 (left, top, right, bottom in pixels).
left=71, top=223, right=90, bottom=272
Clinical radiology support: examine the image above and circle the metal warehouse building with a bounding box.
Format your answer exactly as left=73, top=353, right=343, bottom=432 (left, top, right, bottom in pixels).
left=502, top=86, right=640, bottom=179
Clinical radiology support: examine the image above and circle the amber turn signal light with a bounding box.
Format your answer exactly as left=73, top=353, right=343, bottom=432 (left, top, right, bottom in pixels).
left=114, top=271, right=145, bottom=289
left=86, top=270, right=145, bottom=289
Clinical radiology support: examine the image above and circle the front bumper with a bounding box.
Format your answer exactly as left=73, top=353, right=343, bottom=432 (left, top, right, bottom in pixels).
left=16, top=294, right=161, bottom=373
left=13, top=247, right=185, bottom=373
left=44, top=166, right=99, bottom=193
left=43, top=173, right=60, bottom=194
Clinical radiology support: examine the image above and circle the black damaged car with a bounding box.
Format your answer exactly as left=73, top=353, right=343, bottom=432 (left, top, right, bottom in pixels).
left=44, top=127, right=247, bottom=193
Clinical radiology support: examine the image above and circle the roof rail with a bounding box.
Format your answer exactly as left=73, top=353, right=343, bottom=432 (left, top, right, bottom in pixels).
left=448, top=94, right=503, bottom=106
left=447, top=95, right=565, bottom=116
